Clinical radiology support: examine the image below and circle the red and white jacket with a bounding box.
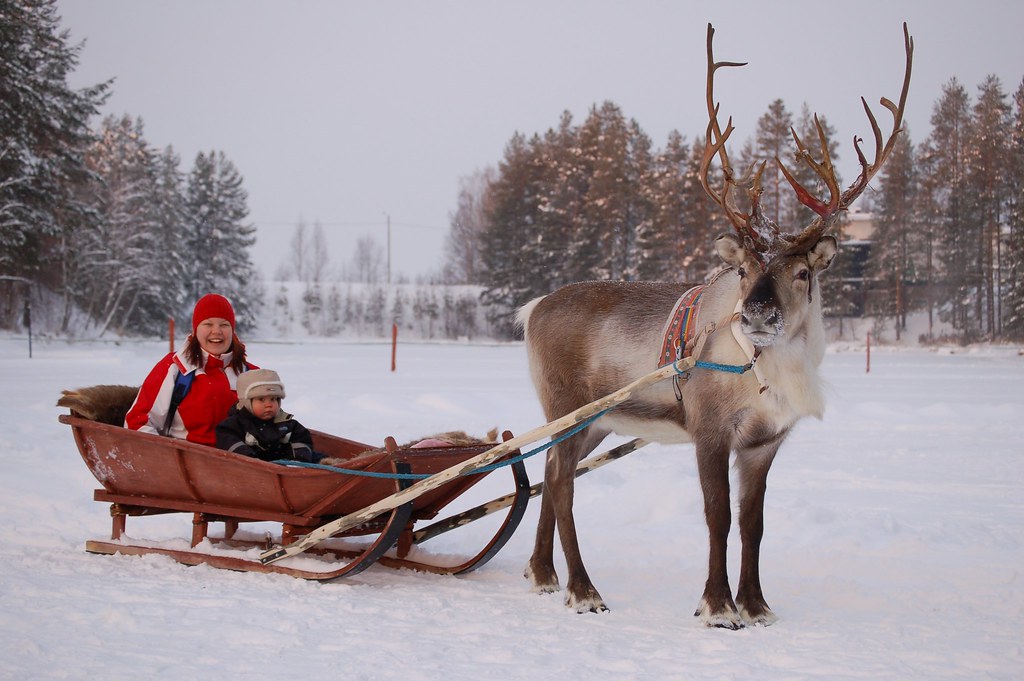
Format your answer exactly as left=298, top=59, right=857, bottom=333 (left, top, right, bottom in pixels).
left=124, top=349, right=257, bottom=446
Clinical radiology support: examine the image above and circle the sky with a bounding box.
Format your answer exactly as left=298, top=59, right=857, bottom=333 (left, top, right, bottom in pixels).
left=56, top=0, right=1024, bottom=282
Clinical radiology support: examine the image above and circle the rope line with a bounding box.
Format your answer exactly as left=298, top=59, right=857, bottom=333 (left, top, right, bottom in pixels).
left=273, top=409, right=609, bottom=480
left=278, top=359, right=749, bottom=481
left=693, top=359, right=752, bottom=374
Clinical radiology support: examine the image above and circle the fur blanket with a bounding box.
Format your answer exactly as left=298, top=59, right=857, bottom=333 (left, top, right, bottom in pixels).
left=57, top=384, right=140, bottom=426
left=317, top=428, right=500, bottom=467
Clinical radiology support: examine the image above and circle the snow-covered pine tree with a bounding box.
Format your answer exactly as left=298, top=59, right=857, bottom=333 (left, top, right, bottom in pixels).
left=183, top=150, right=259, bottom=331
left=621, top=119, right=656, bottom=281
left=535, top=111, right=583, bottom=293
left=365, top=286, right=386, bottom=336
left=391, top=287, right=406, bottom=332
left=966, top=75, right=1012, bottom=337
left=638, top=130, right=691, bottom=281
left=574, top=102, right=635, bottom=281
left=479, top=132, right=545, bottom=336
left=325, top=283, right=342, bottom=336
left=920, top=79, right=976, bottom=340
left=301, top=281, right=322, bottom=334
left=0, top=0, right=109, bottom=326
left=753, top=99, right=795, bottom=227
left=76, top=115, right=183, bottom=336
left=867, top=132, right=919, bottom=339
left=149, top=146, right=190, bottom=329
left=273, top=283, right=290, bottom=334
left=453, top=290, right=479, bottom=339
left=1004, top=80, right=1024, bottom=340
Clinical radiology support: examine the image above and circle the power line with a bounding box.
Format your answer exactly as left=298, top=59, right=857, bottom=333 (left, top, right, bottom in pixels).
left=251, top=219, right=445, bottom=231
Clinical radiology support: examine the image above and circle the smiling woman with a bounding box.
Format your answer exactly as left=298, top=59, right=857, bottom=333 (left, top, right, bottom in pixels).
left=123, top=294, right=259, bottom=445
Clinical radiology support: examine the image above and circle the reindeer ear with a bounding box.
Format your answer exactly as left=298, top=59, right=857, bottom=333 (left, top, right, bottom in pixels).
left=808, top=236, right=837, bottom=272
left=714, top=234, right=746, bottom=267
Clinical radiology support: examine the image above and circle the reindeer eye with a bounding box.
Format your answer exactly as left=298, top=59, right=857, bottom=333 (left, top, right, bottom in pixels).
left=795, top=268, right=809, bottom=281
left=738, top=267, right=747, bottom=278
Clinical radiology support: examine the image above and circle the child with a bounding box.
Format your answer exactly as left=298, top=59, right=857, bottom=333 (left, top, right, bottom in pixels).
left=215, top=369, right=317, bottom=463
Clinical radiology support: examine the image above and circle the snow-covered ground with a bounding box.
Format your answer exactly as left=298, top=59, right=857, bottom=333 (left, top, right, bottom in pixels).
left=1, top=337, right=1021, bottom=680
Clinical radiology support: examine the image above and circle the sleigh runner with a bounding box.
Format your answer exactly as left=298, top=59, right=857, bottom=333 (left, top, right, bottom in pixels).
left=61, top=410, right=533, bottom=580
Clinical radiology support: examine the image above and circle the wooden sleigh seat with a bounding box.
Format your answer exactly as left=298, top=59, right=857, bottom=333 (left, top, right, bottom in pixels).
left=60, top=413, right=531, bottom=581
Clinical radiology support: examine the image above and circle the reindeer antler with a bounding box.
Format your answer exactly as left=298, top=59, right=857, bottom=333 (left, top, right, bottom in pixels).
left=779, top=22, right=914, bottom=252
left=700, top=24, right=780, bottom=256
left=701, top=22, right=914, bottom=255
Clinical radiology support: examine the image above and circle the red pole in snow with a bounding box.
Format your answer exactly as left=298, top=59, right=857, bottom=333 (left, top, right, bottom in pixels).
left=391, top=323, right=398, bottom=372
left=866, top=331, right=871, bottom=373
left=169, top=318, right=175, bottom=354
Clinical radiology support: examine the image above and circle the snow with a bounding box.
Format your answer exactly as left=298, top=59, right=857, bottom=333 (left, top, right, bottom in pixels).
left=1, top=336, right=1022, bottom=680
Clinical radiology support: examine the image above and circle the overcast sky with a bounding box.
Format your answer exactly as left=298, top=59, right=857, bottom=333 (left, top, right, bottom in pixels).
left=57, top=1, right=1024, bottom=282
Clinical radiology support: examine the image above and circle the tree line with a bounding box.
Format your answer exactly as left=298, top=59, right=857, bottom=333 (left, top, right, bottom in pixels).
left=869, top=77, right=1024, bottom=342
left=5, top=1, right=1023, bottom=343
left=267, top=220, right=491, bottom=340
left=445, top=82, right=1024, bottom=342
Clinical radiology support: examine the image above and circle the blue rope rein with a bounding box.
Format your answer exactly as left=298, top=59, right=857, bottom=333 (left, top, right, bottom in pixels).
left=273, top=409, right=609, bottom=480
left=692, top=359, right=752, bottom=375
left=276, top=358, right=752, bottom=481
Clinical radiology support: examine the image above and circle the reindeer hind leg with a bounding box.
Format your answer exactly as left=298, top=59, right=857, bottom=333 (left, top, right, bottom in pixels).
left=532, top=424, right=611, bottom=613
left=524, top=455, right=559, bottom=594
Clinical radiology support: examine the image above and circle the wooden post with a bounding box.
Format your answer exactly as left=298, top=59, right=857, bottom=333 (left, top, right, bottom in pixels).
left=22, top=295, right=31, bottom=359
left=169, top=318, right=175, bottom=354
left=391, top=323, right=398, bottom=372
left=866, top=331, right=871, bottom=373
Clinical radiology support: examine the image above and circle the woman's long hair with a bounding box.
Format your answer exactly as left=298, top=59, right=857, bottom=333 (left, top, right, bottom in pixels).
left=184, top=334, right=247, bottom=373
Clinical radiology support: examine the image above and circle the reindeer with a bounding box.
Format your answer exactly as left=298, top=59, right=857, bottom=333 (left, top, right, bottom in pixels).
left=517, top=23, right=913, bottom=628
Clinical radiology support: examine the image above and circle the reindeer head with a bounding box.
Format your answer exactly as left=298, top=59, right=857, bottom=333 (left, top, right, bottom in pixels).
left=700, top=23, right=913, bottom=347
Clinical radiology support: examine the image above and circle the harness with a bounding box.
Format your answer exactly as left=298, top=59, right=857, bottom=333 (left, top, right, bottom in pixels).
left=657, top=276, right=768, bottom=398
left=658, top=285, right=704, bottom=368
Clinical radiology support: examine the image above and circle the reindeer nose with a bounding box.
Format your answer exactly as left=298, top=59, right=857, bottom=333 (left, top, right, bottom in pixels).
left=744, top=309, right=777, bottom=330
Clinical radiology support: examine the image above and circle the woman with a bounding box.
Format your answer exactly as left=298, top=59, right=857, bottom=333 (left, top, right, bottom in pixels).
left=124, top=294, right=257, bottom=445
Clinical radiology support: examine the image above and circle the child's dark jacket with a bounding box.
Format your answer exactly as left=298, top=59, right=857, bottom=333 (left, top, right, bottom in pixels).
left=215, top=405, right=316, bottom=462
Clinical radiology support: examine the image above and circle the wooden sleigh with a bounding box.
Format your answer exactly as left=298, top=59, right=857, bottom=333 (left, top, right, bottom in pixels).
left=61, top=357, right=673, bottom=581
left=60, top=411, right=532, bottom=581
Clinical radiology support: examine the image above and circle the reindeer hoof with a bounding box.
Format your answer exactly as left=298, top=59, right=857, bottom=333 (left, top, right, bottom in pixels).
left=739, top=604, right=778, bottom=627
left=566, top=592, right=609, bottom=614
left=694, top=597, right=744, bottom=630
left=523, top=562, right=559, bottom=594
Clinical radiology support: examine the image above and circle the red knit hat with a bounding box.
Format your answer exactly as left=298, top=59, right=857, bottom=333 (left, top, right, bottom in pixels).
left=192, top=294, right=236, bottom=334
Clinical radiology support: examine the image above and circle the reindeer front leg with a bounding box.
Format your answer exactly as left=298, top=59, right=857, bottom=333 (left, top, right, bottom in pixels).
left=694, top=438, right=743, bottom=629
left=734, top=438, right=783, bottom=626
